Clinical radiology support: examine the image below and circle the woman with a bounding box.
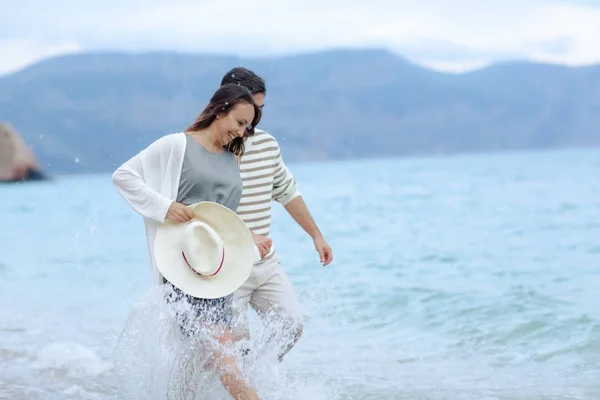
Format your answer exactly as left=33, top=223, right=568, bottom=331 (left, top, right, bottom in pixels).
left=112, top=83, right=262, bottom=400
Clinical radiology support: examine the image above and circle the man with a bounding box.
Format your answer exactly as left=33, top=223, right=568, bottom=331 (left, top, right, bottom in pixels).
left=220, top=67, right=333, bottom=361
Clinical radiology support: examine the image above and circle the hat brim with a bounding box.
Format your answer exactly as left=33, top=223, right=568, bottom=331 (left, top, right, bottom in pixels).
left=154, top=201, right=255, bottom=299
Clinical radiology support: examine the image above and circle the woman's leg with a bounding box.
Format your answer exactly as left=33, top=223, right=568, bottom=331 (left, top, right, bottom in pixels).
left=210, top=328, right=259, bottom=400
left=164, top=282, right=205, bottom=400
left=183, top=290, right=260, bottom=400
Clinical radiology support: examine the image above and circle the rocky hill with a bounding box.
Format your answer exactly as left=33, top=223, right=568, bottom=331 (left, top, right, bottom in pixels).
left=0, top=123, right=46, bottom=182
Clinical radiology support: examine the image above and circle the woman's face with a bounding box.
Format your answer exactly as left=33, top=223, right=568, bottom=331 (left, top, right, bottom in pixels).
left=215, top=102, right=255, bottom=146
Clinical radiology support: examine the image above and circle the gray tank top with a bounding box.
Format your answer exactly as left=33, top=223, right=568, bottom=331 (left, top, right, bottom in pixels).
left=176, top=134, right=242, bottom=211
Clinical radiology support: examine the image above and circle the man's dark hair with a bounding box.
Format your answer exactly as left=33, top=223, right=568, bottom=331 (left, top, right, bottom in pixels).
left=220, top=67, right=266, bottom=95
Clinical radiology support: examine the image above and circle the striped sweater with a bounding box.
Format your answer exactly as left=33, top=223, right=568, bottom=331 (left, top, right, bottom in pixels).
left=237, top=129, right=300, bottom=262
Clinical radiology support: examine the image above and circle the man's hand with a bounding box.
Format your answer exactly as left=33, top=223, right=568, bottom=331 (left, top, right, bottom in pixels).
left=313, top=235, right=333, bottom=266
left=252, top=232, right=272, bottom=259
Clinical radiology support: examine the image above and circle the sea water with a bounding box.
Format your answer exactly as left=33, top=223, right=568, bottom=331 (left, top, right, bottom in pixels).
left=1, top=149, right=599, bottom=399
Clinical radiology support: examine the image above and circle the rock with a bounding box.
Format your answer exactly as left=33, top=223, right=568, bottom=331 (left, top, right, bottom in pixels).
left=0, top=123, right=47, bottom=182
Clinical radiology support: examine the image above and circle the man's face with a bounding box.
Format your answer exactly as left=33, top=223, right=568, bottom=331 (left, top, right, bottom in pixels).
left=253, top=92, right=265, bottom=110
left=244, top=92, right=266, bottom=143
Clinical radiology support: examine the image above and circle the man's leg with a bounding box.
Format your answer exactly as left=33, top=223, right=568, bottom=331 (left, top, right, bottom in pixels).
left=248, top=256, right=304, bottom=361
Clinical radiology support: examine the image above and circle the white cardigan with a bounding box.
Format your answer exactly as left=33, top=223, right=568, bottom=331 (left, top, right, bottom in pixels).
left=112, top=132, right=187, bottom=285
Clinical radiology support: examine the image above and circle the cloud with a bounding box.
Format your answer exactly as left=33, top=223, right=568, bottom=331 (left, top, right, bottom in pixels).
left=0, top=0, right=599, bottom=74
left=0, top=38, right=81, bottom=75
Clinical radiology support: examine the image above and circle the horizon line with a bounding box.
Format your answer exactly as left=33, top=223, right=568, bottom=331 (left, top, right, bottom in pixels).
left=2, top=47, right=600, bottom=79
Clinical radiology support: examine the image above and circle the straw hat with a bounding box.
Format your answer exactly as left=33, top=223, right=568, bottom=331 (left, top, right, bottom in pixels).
left=154, top=201, right=258, bottom=299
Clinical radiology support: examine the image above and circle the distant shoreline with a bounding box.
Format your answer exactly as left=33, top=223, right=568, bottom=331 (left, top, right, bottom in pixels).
left=32, top=146, right=600, bottom=178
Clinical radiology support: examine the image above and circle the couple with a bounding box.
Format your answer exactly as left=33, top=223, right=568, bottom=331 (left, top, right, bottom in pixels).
left=112, top=68, right=332, bottom=399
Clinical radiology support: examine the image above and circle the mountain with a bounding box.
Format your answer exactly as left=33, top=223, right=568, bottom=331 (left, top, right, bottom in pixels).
left=0, top=49, right=599, bottom=174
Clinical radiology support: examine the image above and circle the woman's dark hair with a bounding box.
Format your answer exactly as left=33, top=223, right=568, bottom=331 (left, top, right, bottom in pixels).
left=185, top=83, right=261, bottom=156
left=220, top=67, right=266, bottom=95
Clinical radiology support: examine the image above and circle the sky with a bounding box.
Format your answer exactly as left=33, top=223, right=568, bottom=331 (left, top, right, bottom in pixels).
left=1, top=0, right=600, bottom=75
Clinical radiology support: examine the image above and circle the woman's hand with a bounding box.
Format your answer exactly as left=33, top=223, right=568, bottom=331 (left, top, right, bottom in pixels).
left=252, top=232, right=272, bottom=259
left=166, top=202, right=195, bottom=223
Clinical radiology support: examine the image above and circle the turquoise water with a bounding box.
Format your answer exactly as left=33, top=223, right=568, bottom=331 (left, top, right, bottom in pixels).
left=1, top=149, right=599, bottom=399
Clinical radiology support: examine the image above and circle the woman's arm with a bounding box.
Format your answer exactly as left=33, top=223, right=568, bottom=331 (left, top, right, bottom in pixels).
left=111, top=136, right=176, bottom=223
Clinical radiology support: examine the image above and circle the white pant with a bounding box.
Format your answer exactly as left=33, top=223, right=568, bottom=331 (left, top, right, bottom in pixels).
left=232, top=255, right=304, bottom=339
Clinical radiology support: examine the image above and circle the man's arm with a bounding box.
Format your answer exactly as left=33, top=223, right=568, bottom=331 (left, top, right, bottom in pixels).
left=284, top=197, right=332, bottom=266
left=272, top=143, right=333, bottom=266
left=283, top=197, right=321, bottom=240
